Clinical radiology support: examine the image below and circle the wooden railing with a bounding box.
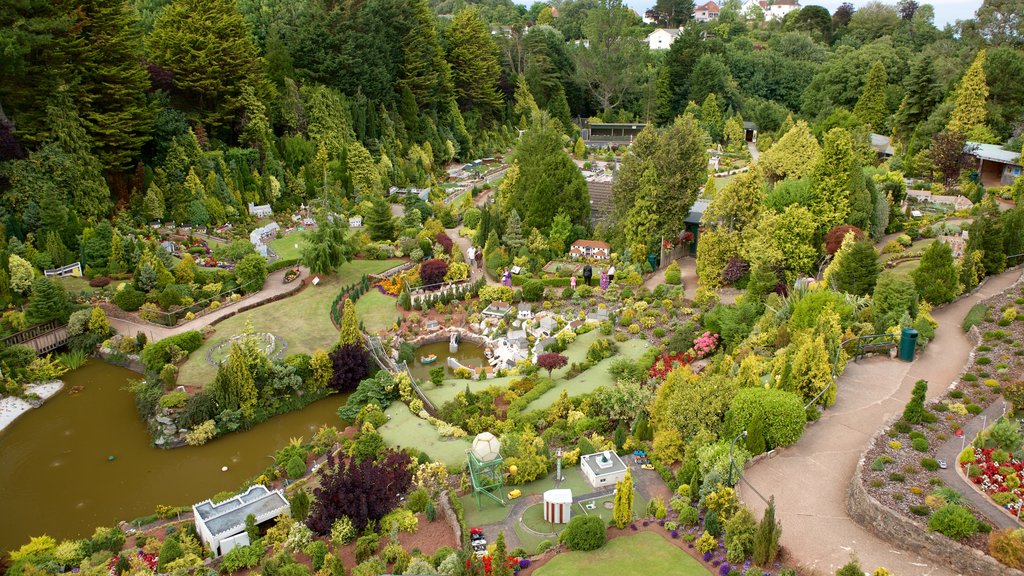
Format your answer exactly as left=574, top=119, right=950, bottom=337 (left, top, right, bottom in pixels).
left=1, top=320, right=61, bottom=347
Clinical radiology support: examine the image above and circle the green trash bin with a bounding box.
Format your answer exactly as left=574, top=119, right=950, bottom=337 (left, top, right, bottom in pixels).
left=899, top=328, right=918, bottom=362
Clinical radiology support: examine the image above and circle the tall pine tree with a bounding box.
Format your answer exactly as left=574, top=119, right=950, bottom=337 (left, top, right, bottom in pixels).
left=946, top=50, right=992, bottom=141
left=446, top=7, right=503, bottom=121
left=852, top=61, right=888, bottom=132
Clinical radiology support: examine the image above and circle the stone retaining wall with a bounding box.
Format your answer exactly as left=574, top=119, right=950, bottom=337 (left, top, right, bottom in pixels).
left=847, top=458, right=1023, bottom=576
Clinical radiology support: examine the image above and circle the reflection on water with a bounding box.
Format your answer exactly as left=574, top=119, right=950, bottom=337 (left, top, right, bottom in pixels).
left=0, top=361, right=348, bottom=552
left=406, top=341, right=489, bottom=381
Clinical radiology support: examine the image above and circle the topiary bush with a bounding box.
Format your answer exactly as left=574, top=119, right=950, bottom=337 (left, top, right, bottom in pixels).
left=723, top=387, right=807, bottom=449
left=559, top=515, right=606, bottom=551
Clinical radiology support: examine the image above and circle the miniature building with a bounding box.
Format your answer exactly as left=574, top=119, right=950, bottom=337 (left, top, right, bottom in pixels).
left=517, top=303, right=533, bottom=320
left=193, top=485, right=289, bottom=556
left=249, top=222, right=280, bottom=258
left=581, top=450, right=627, bottom=488
left=538, top=316, right=558, bottom=335
left=543, top=489, right=573, bottom=524
left=482, top=301, right=512, bottom=318
left=349, top=215, right=363, bottom=228
left=569, top=240, right=611, bottom=261
left=248, top=202, right=273, bottom=218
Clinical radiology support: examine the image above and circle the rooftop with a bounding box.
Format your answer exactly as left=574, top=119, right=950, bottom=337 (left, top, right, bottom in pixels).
left=572, top=239, right=611, bottom=249
left=967, top=142, right=1021, bottom=165
left=194, top=485, right=289, bottom=537
left=581, top=450, right=627, bottom=477
left=685, top=199, right=710, bottom=225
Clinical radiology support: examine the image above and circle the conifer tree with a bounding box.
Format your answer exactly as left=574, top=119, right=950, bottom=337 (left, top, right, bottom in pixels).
left=759, top=121, right=820, bottom=183
left=623, top=167, right=661, bottom=262
left=809, top=128, right=856, bottom=236
left=143, top=185, right=165, bottom=222
left=446, top=7, right=503, bottom=119
left=752, top=496, right=781, bottom=566
left=946, top=50, right=991, bottom=140
left=827, top=238, right=880, bottom=296
left=699, top=93, right=724, bottom=143
left=492, top=531, right=512, bottom=576
left=366, top=199, right=396, bottom=242
left=853, top=61, right=888, bottom=132
left=26, top=276, right=71, bottom=325
left=400, top=0, right=453, bottom=111
left=75, top=0, right=155, bottom=170
left=612, top=467, right=634, bottom=528
left=339, top=298, right=362, bottom=348
left=911, top=240, right=959, bottom=304
left=146, top=0, right=268, bottom=129
left=502, top=209, right=525, bottom=254
left=894, top=56, right=942, bottom=138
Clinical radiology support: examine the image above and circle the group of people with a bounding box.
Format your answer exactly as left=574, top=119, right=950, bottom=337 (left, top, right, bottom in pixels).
left=569, top=264, right=615, bottom=290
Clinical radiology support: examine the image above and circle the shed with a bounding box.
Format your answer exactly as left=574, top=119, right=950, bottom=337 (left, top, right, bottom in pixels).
left=966, top=142, right=1021, bottom=187
left=193, top=485, right=289, bottom=556
left=683, top=199, right=709, bottom=256
left=743, top=122, right=758, bottom=143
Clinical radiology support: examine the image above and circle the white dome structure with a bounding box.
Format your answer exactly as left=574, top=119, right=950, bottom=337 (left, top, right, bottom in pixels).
left=471, top=432, right=501, bottom=462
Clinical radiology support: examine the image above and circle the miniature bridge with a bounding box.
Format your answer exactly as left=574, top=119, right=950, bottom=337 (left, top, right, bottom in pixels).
left=0, top=320, right=69, bottom=355
left=365, top=335, right=437, bottom=415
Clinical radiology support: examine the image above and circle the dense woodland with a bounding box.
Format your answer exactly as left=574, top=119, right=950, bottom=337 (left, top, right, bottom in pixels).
left=0, top=0, right=1023, bottom=303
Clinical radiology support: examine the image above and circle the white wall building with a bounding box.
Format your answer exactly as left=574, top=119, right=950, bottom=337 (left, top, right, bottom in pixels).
left=580, top=450, right=627, bottom=488
left=766, top=0, right=800, bottom=21
left=646, top=28, right=681, bottom=50
left=193, top=485, right=289, bottom=556
left=543, top=489, right=573, bottom=524
left=248, top=202, right=273, bottom=218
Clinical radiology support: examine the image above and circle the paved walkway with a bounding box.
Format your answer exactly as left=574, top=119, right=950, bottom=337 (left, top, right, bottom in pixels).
left=738, top=267, right=1022, bottom=576
left=106, top=266, right=307, bottom=341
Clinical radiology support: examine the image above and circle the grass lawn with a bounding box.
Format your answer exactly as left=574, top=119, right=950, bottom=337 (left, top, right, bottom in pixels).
left=268, top=229, right=310, bottom=261
left=534, top=532, right=711, bottom=576
left=355, top=290, right=401, bottom=335
left=378, top=401, right=470, bottom=468
left=462, top=468, right=596, bottom=528
left=58, top=276, right=101, bottom=296
left=177, top=259, right=402, bottom=387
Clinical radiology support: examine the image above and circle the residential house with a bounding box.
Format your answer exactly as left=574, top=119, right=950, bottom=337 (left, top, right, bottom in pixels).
left=741, top=0, right=769, bottom=18
left=348, top=215, right=363, bottom=228
left=870, top=133, right=895, bottom=160
left=569, top=240, right=611, bottom=261
left=966, top=142, right=1021, bottom=187
left=517, top=303, right=534, bottom=320
left=766, top=0, right=800, bottom=20
left=249, top=222, right=280, bottom=257
left=642, top=9, right=658, bottom=24
left=193, top=485, right=289, bottom=556
left=482, top=301, right=512, bottom=318
left=646, top=27, right=681, bottom=50
left=693, top=1, right=720, bottom=22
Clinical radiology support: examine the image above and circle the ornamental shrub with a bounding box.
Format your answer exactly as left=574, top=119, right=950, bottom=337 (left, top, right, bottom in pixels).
left=928, top=504, right=978, bottom=539
left=696, top=531, right=717, bottom=553
left=989, top=528, right=1024, bottom=569
left=221, top=544, right=264, bottom=571
left=665, top=261, right=682, bottom=285
left=723, top=387, right=806, bottom=450
left=911, top=437, right=929, bottom=452
left=157, top=536, right=183, bottom=572
left=113, top=285, right=146, bottom=311
left=560, top=515, right=606, bottom=551
left=522, top=280, right=545, bottom=302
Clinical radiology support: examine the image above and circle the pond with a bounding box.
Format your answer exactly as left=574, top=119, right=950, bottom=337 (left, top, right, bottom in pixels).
left=407, top=341, right=488, bottom=382
left=0, top=361, right=349, bottom=552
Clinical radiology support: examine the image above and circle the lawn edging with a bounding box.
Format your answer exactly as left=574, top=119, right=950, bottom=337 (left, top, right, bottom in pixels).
left=848, top=450, right=1023, bottom=576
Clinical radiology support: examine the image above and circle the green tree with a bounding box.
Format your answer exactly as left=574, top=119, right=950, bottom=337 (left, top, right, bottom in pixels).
left=157, top=535, right=183, bottom=572
left=26, top=277, right=70, bottom=325
left=872, top=272, right=918, bottom=331
left=809, top=128, right=856, bottom=236
left=508, top=114, right=590, bottom=230
left=446, top=7, right=503, bottom=119
left=967, top=214, right=1006, bottom=275
left=503, top=209, right=525, bottom=253
left=491, top=531, right=512, bottom=576
left=702, top=170, right=764, bottom=233
left=759, top=121, right=820, bottom=183
left=699, top=93, right=724, bottom=143
left=366, top=199, right=396, bottom=242
left=827, top=238, right=880, bottom=296
left=75, top=0, right=155, bottom=170
left=143, top=185, right=165, bottom=222
left=852, top=61, right=888, bottom=132
left=911, top=240, right=959, bottom=304
left=347, top=141, right=381, bottom=197
left=301, top=218, right=354, bottom=275
left=612, top=467, right=634, bottom=528
left=234, top=253, right=268, bottom=294
left=946, top=50, right=993, bottom=141
left=622, top=167, right=661, bottom=259
left=146, top=0, right=268, bottom=129
left=752, top=496, right=781, bottom=566
left=400, top=0, right=453, bottom=111
left=8, top=255, right=35, bottom=295
left=742, top=205, right=818, bottom=282
left=226, top=342, right=258, bottom=418
left=893, top=56, right=942, bottom=139
left=574, top=0, right=647, bottom=115
left=339, top=298, right=362, bottom=347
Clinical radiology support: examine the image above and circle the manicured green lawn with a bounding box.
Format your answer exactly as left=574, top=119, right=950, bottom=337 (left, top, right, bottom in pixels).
left=177, top=259, right=403, bottom=387
left=268, top=229, right=310, bottom=261
left=354, top=290, right=401, bottom=335
left=462, top=468, right=595, bottom=528
left=534, top=532, right=712, bottom=576
left=377, top=401, right=470, bottom=468
left=58, top=276, right=100, bottom=296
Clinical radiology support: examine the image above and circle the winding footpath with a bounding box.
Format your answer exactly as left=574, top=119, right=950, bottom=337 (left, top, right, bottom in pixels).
left=104, top=266, right=308, bottom=342
left=738, top=267, right=1023, bottom=576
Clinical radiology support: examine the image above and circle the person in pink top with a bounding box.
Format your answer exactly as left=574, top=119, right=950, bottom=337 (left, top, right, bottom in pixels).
left=570, top=275, right=577, bottom=290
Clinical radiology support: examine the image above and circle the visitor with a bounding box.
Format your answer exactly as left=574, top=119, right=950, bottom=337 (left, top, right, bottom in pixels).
left=582, top=264, right=592, bottom=286
left=607, top=264, right=616, bottom=283
left=475, top=248, right=483, bottom=270
left=570, top=275, right=577, bottom=290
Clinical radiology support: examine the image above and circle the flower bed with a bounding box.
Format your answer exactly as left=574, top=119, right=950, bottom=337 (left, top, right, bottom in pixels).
left=962, top=447, right=1024, bottom=517
left=376, top=275, right=403, bottom=297
left=283, top=268, right=300, bottom=284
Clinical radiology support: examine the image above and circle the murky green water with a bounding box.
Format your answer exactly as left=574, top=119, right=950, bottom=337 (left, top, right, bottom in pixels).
left=0, top=361, right=349, bottom=552
left=407, top=341, right=488, bottom=381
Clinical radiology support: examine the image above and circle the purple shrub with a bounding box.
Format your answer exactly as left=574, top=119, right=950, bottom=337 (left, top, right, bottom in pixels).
left=630, top=523, right=638, bottom=531
left=518, top=559, right=530, bottom=569
left=703, top=552, right=713, bottom=562
left=718, top=563, right=731, bottom=576
left=642, top=520, right=649, bottom=526
left=658, top=519, right=665, bottom=526
left=722, top=258, right=750, bottom=285
left=670, top=530, right=679, bottom=538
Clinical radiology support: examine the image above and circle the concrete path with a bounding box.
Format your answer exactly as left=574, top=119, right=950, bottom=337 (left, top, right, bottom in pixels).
left=738, top=267, right=1022, bottom=576
left=106, top=266, right=307, bottom=342
left=642, top=256, right=698, bottom=301
left=747, top=141, right=760, bottom=163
